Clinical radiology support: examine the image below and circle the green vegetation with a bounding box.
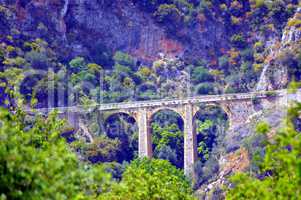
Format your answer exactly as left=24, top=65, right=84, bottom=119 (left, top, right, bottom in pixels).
left=0, top=109, right=111, bottom=199
left=226, top=103, right=301, bottom=199
left=151, top=110, right=184, bottom=168
left=0, top=107, right=195, bottom=199
left=1, top=0, right=301, bottom=199
left=102, top=158, right=195, bottom=200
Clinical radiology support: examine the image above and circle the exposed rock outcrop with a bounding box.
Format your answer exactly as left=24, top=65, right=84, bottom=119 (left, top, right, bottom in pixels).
left=256, top=7, right=301, bottom=91
left=0, top=0, right=228, bottom=64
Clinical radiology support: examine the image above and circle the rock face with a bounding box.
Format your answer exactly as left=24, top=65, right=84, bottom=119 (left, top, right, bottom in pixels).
left=256, top=7, right=301, bottom=91
left=1, top=0, right=228, bottom=64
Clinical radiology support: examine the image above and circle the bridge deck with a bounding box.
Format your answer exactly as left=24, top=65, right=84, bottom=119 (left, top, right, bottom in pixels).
left=26, top=90, right=288, bottom=114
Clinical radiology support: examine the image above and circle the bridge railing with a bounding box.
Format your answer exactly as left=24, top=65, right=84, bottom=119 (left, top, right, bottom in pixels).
left=24, top=89, right=287, bottom=113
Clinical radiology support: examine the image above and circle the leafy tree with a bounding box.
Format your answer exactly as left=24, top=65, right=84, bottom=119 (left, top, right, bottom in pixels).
left=196, top=119, right=213, bottom=160
left=113, top=51, right=135, bottom=67
left=0, top=108, right=111, bottom=199
left=226, top=103, right=301, bottom=199
left=154, top=4, right=182, bottom=23
left=152, top=122, right=184, bottom=168
left=77, top=135, right=122, bottom=163
left=191, top=66, right=213, bottom=84
left=101, top=158, right=195, bottom=200
left=69, top=56, right=85, bottom=72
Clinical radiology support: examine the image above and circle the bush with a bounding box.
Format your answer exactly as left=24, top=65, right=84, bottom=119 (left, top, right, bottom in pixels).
left=255, top=121, right=270, bottom=134
left=79, top=135, right=121, bottom=163
left=154, top=4, right=182, bottom=24
left=195, top=82, right=215, bottom=95
left=113, top=51, right=135, bottom=67
left=241, top=48, right=254, bottom=61
left=101, top=158, right=195, bottom=200
left=254, top=41, right=264, bottom=52
left=265, top=91, right=277, bottom=98
left=69, top=56, right=85, bottom=70
left=253, top=63, right=263, bottom=72
left=287, top=18, right=301, bottom=27
left=191, top=66, right=214, bottom=84
left=230, top=34, right=246, bottom=48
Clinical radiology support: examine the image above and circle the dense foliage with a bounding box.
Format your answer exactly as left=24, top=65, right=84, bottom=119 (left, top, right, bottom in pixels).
left=101, top=158, right=195, bottom=200
left=0, top=107, right=195, bottom=199
left=0, top=109, right=111, bottom=199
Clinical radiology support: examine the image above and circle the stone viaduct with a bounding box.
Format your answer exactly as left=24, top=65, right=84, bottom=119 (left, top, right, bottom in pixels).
left=31, top=89, right=298, bottom=177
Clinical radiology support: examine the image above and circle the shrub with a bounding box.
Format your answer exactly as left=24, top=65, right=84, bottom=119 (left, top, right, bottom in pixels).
left=3, top=56, right=26, bottom=67
left=265, top=91, right=277, bottom=98
left=253, top=63, right=263, bottom=72
left=113, top=51, right=135, bottom=67
left=154, top=4, right=182, bottom=24
left=138, top=66, right=152, bottom=77
left=240, top=61, right=252, bottom=72
left=79, top=135, right=121, bottom=163
left=241, top=48, right=254, bottom=61
left=230, top=34, right=246, bottom=48
left=255, top=121, right=270, bottom=134
left=287, top=18, right=301, bottom=27
left=195, top=83, right=215, bottom=95
left=102, top=158, right=195, bottom=200
left=231, top=16, right=240, bottom=25
left=254, top=41, right=264, bottom=52
left=69, top=56, right=85, bottom=70
left=87, top=63, right=102, bottom=73
left=191, top=66, right=214, bottom=84
left=250, top=0, right=265, bottom=9
left=194, top=157, right=219, bottom=188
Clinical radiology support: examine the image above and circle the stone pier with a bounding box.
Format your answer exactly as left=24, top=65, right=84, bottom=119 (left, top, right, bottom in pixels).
left=137, top=108, right=153, bottom=158
left=183, top=104, right=197, bottom=177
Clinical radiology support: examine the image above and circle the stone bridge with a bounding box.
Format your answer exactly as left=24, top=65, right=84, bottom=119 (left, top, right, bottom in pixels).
left=30, top=89, right=298, bottom=177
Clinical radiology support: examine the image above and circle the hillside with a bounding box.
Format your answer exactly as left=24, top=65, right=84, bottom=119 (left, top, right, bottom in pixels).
left=0, top=0, right=301, bottom=199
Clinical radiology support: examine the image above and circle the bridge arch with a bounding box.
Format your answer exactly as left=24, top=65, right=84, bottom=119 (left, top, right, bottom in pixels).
left=192, top=104, right=229, bottom=185
left=149, top=107, right=185, bottom=120
left=149, top=108, right=185, bottom=169
left=103, top=111, right=138, bottom=163
left=102, top=110, right=138, bottom=122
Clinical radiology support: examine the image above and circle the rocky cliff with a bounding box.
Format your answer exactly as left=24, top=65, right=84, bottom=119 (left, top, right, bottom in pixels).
left=256, top=7, right=301, bottom=91
left=0, top=0, right=227, bottom=64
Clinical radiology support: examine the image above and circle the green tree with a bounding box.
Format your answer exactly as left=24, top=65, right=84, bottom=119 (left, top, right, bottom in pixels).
left=69, top=56, right=85, bottom=71
left=113, top=51, right=135, bottom=67
left=151, top=121, right=184, bottom=168
left=226, top=103, right=301, bottom=199
left=191, top=66, right=213, bottom=84
left=0, top=109, right=111, bottom=199
left=101, top=158, right=195, bottom=200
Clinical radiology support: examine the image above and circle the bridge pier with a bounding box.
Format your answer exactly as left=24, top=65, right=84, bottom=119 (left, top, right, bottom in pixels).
left=183, top=104, right=197, bottom=178
left=137, top=108, right=152, bottom=158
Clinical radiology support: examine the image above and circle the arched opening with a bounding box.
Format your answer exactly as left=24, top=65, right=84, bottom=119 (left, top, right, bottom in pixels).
left=193, top=105, right=229, bottom=188
left=150, top=109, right=184, bottom=169
left=104, top=112, right=138, bottom=163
